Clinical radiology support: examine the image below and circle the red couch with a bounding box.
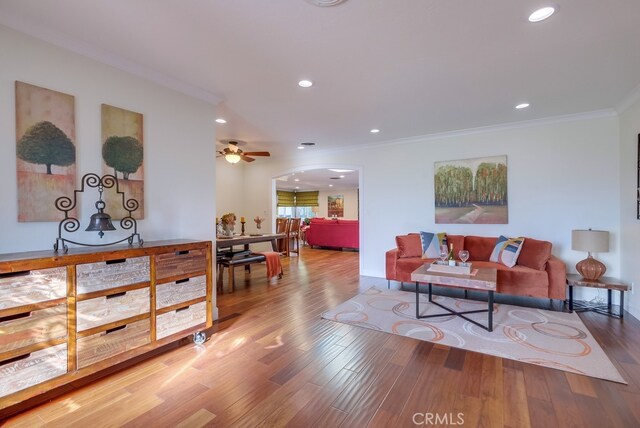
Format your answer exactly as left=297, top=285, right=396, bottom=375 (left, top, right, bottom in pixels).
left=386, top=234, right=566, bottom=300
left=306, top=218, right=359, bottom=250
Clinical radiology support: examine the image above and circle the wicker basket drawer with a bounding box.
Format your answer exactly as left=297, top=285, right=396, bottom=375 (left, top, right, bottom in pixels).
left=0, top=343, right=67, bottom=398
left=77, top=319, right=150, bottom=369
left=156, top=275, right=206, bottom=309
left=77, top=288, right=150, bottom=332
left=156, top=301, right=206, bottom=339
left=0, top=304, right=67, bottom=355
left=0, top=267, right=66, bottom=311
left=76, top=257, right=150, bottom=294
left=155, top=249, right=206, bottom=280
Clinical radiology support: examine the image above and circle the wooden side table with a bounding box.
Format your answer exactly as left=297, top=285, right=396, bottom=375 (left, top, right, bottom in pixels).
left=566, top=274, right=630, bottom=318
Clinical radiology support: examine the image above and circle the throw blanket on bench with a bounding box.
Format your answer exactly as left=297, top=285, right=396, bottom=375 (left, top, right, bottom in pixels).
left=257, top=251, right=283, bottom=279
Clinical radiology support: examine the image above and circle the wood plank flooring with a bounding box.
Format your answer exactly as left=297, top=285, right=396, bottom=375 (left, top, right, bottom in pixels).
left=3, top=247, right=640, bottom=427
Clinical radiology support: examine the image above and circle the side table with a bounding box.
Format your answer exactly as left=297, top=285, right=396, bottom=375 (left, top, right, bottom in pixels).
left=566, top=274, right=630, bottom=318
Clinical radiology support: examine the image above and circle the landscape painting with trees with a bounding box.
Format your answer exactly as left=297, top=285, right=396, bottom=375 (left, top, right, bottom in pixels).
left=16, top=81, right=76, bottom=222
left=101, top=104, right=144, bottom=219
left=328, top=195, right=344, bottom=218
left=434, top=155, right=508, bottom=224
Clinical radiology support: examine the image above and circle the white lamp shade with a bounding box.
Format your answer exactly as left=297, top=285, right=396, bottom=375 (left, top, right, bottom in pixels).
left=571, top=229, right=609, bottom=253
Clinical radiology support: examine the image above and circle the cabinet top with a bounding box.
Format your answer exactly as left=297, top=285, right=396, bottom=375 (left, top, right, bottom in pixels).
left=0, top=239, right=211, bottom=272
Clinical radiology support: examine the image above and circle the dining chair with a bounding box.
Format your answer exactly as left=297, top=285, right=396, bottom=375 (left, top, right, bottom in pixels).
left=275, top=217, right=289, bottom=255
left=288, top=217, right=302, bottom=256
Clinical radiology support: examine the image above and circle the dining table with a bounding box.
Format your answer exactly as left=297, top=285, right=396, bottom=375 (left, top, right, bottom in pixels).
left=215, top=233, right=286, bottom=252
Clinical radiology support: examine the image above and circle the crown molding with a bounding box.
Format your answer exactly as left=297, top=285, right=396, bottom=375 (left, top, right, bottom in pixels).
left=0, top=19, right=221, bottom=105
left=616, top=82, right=640, bottom=114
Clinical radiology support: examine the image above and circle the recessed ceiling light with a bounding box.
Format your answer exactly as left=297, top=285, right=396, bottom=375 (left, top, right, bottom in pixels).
left=215, top=118, right=227, bottom=124
left=298, top=80, right=313, bottom=88
left=370, top=129, right=380, bottom=133
left=528, top=6, right=555, bottom=22
left=329, top=184, right=333, bottom=187
left=515, top=103, right=530, bottom=109
left=294, top=178, right=300, bottom=182
left=295, top=186, right=300, bottom=189
left=297, top=146, right=305, bottom=150
left=339, top=175, right=345, bottom=178
left=328, top=169, right=353, bottom=173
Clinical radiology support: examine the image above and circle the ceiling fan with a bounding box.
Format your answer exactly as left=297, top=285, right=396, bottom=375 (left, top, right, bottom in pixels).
left=217, top=140, right=270, bottom=164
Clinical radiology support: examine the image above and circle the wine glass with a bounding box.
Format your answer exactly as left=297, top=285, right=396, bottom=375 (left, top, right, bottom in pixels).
left=439, top=245, right=448, bottom=264
left=458, top=250, right=470, bottom=266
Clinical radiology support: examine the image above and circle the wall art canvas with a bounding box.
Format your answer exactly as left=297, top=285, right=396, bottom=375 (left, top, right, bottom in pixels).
left=101, top=104, right=144, bottom=219
left=328, top=195, right=344, bottom=218
left=16, top=81, right=76, bottom=222
left=434, top=155, right=508, bottom=224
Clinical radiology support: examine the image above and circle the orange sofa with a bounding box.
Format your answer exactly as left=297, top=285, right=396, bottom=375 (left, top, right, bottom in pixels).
left=385, top=234, right=566, bottom=300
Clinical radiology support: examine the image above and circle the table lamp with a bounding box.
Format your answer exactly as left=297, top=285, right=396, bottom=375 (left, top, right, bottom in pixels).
left=571, top=229, right=609, bottom=281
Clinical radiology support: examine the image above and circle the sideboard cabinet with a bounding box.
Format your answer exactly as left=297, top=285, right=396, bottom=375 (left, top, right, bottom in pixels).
left=0, top=240, right=213, bottom=416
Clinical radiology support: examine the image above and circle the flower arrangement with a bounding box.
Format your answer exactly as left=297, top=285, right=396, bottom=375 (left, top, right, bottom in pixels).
left=221, top=213, right=236, bottom=226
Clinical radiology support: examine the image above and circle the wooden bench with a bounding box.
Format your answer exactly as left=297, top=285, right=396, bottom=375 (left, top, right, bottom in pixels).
left=217, top=253, right=266, bottom=293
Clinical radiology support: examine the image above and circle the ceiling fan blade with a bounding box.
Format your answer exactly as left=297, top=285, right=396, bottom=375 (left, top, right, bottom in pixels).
left=242, top=151, right=270, bottom=157
left=241, top=155, right=256, bottom=162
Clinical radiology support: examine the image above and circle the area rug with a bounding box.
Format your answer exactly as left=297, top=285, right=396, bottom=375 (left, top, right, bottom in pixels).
left=322, top=287, right=626, bottom=383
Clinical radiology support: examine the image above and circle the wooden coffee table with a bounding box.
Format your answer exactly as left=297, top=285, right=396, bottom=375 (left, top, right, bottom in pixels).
left=411, top=264, right=498, bottom=332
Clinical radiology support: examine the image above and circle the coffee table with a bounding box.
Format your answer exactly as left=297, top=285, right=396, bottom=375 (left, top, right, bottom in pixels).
left=411, top=264, right=498, bottom=332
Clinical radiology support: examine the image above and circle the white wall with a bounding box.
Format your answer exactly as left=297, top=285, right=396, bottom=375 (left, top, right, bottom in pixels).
left=0, top=27, right=218, bottom=313
left=619, top=94, right=640, bottom=319
left=317, top=189, right=359, bottom=219
left=215, top=158, right=245, bottom=220
left=242, top=115, right=622, bottom=303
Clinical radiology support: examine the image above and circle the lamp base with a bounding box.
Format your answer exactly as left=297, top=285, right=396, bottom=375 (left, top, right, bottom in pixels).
left=576, top=255, right=606, bottom=281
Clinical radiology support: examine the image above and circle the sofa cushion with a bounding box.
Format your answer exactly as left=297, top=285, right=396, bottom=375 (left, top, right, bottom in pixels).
left=471, top=261, right=550, bottom=298
left=464, top=236, right=496, bottom=261
left=337, top=219, right=358, bottom=225
left=419, top=231, right=448, bottom=259
left=446, top=235, right=465, bottom=256
left=313, top=217, right=334, bottom=224
left=396, top=257, right=426, bottom=282
left=396, top=234, right=422, bottom=258
left=489, top=236, right=525, bottom=268
left=518, top=237, right=552, bottom=271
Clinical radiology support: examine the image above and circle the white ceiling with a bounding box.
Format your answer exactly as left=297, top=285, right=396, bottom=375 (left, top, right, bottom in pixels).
left=2, top=0, right=640, bottom=159
left=276, top=168, right=359, bottom=191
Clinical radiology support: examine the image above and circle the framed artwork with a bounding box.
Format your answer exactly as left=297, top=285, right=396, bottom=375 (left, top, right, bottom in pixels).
left=328, top=195, right=344, bottom=218
left=434, top=155, right=508, bottom=224
left=16, top=81, right=76, bottom=222
left=101, top=104, right=144, bottom=219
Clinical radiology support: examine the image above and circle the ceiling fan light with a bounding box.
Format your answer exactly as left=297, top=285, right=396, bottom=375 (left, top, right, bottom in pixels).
left=225, top=153, right=241, bottom=164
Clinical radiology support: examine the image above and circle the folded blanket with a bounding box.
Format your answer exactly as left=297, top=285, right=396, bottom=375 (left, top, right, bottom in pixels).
left=257, top=251, right=283, bottom=279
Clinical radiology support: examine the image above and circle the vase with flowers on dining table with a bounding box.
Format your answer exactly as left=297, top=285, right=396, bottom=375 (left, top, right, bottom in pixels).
left=221, top=212, right=236, bottom=237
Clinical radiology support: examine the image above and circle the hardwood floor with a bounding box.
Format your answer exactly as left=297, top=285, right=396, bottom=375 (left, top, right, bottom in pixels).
left=3, top=247, right=640, bottom=427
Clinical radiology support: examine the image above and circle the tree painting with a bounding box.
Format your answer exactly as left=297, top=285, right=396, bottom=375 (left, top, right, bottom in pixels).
left=434, top=156, right=508, bottom=224
left=17, top=121, right=75, bottom=175
left=102, top=136, right=143, bottom=180
left=15, top=82, right=76, bottom=222
left=101, top=104, right=144, bottom=219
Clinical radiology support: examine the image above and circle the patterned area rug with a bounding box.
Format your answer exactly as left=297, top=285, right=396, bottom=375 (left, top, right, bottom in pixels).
left=322, top=287, right=625, bottom=383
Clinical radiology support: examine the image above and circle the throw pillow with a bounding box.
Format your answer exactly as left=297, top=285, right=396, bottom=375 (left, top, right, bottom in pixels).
left=419, top=231, right=448, bottom=259
left=396, top=234, right=422, bottom=258
left=489, top=235, right=525, bottom=268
